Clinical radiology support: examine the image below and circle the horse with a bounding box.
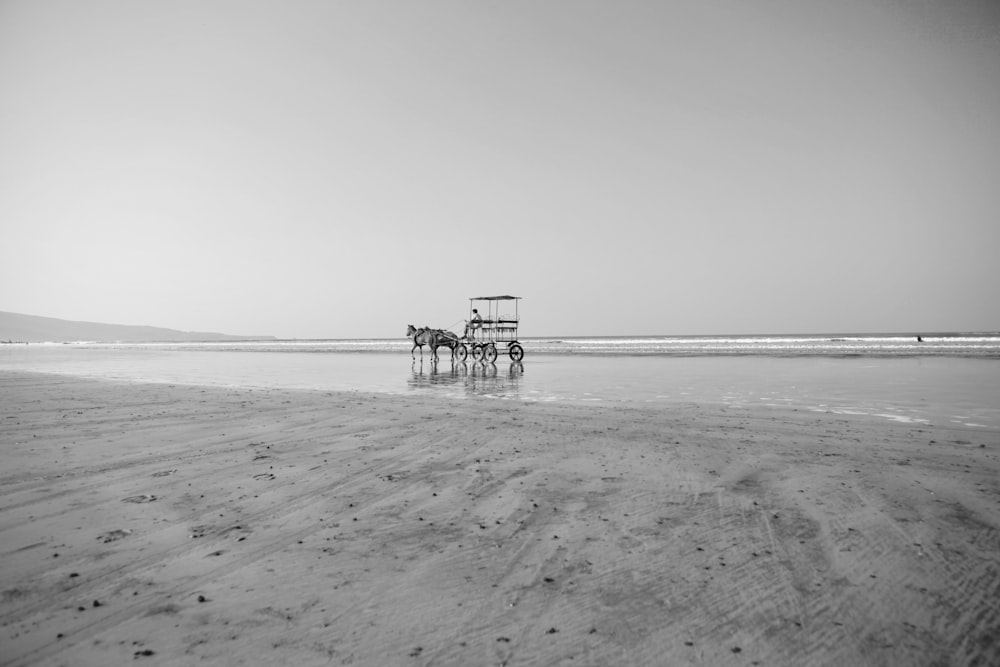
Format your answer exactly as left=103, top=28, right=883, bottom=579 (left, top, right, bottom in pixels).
left=406, top=325, right=461, bottom=362
left=434, top=329, right=462, bottom=360
left=406, top=324, right=431, bottom=359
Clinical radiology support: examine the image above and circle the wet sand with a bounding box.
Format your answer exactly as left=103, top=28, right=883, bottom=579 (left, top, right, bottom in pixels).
left=2, top=371, right=998, bottom=666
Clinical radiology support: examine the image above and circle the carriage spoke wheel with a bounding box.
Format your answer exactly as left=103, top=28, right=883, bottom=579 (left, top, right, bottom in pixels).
left=455, top=344, right=468, bottom=362
left=471, top=344, right=484, bottom=362
left=509, top=343, right=524, bottom=362
left=484, top=343, right=498, bottom=364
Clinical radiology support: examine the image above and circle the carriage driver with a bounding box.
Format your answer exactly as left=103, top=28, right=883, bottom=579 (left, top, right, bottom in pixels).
left=464, top=309, right=483, bottom=339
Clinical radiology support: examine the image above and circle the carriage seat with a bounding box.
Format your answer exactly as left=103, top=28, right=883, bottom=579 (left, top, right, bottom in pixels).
left=470, top=315, right=517, bottom=338
left=495, top=315, right=518, bottom=341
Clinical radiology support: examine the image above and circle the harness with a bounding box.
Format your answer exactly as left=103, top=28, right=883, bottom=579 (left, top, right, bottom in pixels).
left=410, top=327, right=456, bottom=347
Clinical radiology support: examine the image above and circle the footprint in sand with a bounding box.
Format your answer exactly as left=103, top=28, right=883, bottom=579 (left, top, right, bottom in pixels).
left=190, top=525, right=211, bottom=539
left=97, top=528, right=132, bottom=543
left=122, top=494, right=157, bottom=503
left=190, top=524, right=253, bottom=540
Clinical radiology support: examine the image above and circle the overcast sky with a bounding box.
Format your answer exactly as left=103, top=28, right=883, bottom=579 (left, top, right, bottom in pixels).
left=2, top=0, right=998, bottom=338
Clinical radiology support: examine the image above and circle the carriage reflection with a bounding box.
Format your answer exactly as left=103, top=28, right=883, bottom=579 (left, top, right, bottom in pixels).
left=408, top=359, right=524, bottom=398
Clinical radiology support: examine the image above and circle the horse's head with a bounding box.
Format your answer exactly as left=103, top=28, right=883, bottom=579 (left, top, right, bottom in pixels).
left=406, top=324, right=417, bottom=337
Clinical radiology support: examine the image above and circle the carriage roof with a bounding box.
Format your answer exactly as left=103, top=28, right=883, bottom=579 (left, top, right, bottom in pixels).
left=470, top=295, right=521, bottom=301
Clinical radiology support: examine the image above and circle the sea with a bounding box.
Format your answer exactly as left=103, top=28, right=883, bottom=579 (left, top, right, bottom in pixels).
left=2, top=333, right=999, bottom=432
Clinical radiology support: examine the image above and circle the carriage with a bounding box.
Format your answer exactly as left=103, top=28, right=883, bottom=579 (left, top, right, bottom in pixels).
left=454, top=295, right=524, bottom=363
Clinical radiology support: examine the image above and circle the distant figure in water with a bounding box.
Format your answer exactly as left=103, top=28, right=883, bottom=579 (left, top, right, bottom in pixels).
left=917, top=335, right=923, bottom=342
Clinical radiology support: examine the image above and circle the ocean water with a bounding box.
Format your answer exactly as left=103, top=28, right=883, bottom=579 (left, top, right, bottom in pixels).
left=3, top=334, right=999, bottom=432
left=12, top=332, right=994, bottom=356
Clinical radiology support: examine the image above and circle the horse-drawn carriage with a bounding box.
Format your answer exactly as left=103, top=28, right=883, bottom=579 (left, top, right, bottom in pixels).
left=407, top=295, right=524, bottom=363
left=456, top=295, right=524, bottom=363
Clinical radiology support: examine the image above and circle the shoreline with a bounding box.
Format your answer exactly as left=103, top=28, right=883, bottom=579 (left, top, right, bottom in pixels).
left=2, top=371, right=998, bottom=665
left=4, top=354, right=999, bottom=433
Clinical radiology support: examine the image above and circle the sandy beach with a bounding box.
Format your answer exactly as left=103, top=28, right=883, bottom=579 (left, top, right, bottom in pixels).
left=1, top=371, right=998, bottom=666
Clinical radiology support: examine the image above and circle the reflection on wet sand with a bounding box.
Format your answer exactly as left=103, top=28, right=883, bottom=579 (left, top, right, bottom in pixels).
left=409, top=359, right=524, bottom=398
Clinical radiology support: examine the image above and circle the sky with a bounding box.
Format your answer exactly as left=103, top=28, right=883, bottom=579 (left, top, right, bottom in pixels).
left=1, top=0, right=999, bottom=338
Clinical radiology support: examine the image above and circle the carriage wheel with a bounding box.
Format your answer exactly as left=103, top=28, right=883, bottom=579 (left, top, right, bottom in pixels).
left=471, top=344, right=484, bottom=362
left=455, top=344, right=468, bottom=362
left=509, top=343, right=524, bottom=362
left=484, top=343, right=498, bottom=364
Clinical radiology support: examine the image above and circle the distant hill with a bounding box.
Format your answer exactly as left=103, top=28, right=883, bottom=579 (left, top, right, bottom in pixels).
left=0, top=311, right=275, bottom=343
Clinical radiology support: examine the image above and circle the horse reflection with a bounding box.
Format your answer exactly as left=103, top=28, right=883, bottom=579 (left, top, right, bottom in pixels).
left=408, top=359, right=524, bottom=399
left=409, top=358, right=466, bottom=390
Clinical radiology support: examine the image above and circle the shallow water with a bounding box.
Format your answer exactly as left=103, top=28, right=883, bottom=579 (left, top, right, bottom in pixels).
left=3, top=345, right=998, bottom=431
